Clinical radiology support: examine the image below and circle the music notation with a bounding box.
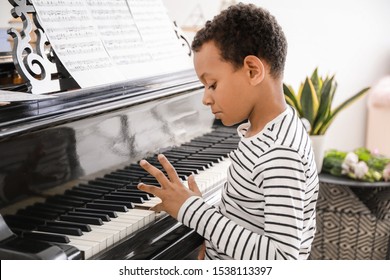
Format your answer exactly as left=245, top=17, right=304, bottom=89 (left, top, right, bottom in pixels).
left=31, top=0, right=192, bottom=88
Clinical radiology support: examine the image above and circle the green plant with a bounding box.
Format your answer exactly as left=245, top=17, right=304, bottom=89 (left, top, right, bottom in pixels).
left=283, top=68, right=370, bottom=135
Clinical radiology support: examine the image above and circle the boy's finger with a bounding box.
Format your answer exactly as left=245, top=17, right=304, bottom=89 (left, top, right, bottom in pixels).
left=139, top=159, right=170, bottom=187
left=150, top=203, right=164, bottom=213
left=137, top=183, right=162, bottom=198
left=157, top=154, right=181, bottom=184
left=188, top=174, right=202, bottom=196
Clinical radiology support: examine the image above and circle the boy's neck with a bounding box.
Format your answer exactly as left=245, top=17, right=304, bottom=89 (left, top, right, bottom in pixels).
left=245, top=78, right=287, bottom=138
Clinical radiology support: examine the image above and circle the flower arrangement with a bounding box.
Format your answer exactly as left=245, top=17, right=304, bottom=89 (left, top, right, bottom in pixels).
left=322, top=147, right=390, bottom=182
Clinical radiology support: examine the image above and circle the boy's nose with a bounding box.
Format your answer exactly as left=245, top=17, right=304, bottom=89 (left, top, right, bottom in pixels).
left=202, top=89, right=213, bottom=106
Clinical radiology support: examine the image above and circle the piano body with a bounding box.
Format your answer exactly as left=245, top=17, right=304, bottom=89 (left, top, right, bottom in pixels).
left=0, top=0, right=240, bottom=260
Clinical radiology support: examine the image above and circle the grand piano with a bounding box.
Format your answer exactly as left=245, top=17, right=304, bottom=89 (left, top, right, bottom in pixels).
left=0, top=0, right=240, bottom=260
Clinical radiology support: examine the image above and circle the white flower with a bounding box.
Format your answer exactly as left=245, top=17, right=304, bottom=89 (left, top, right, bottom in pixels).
left=344, top=152, right=359, bottom=166
left=383, top=163, right=390, bottom=181
left=354, top=161, right=369, bottom=179
left=341, top=161, right=352, bottom=174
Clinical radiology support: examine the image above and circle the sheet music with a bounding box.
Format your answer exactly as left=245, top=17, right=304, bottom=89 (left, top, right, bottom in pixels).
left=31, top=0, right=192, bottom=88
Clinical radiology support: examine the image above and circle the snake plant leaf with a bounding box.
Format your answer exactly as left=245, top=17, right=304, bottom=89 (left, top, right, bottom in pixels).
left=283, top=84, right=302, bottom=115
left=312, top=76, right=335, bottom=134
left=310, top=67, right=322, bottom=99
left=319, top=86, right=371, bottom=134
left=300, top=77, right=319, bottom=125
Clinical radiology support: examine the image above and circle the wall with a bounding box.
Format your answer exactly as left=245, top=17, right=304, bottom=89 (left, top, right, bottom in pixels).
left=0, top=1, right=12, bottom=28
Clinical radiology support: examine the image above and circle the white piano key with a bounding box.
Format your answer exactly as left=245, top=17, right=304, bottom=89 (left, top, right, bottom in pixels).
left=66, top=242, right=93, bottom=259
left=115, top=214, right=145, bottom=229
left=89, top=225, right=119, bottom=244
left=66, top=238, right=100, bottom=258
left=68, top=231, right=112, bottom=251
left=108, top=219, right=136, bottom=236
left=97, top=223, right=127, bottom=240
left=134, top=198, right=161, bottom=209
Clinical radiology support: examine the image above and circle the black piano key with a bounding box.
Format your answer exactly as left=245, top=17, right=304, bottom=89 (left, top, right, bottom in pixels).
left=61, top=195, right=91, bottom=204
left=46, top=196, right=85, bottom=207
left=173, top=162, right=206, bottom=170
left=73, top=208, right=118, bottom=218
left=68, top=211, right=111, bottom=222
left=114, top=190, right=150, bottom=200
left=213, top=143, right=238, bottom=149
left=37, top=225, right=83, bottom=236
left=92, top=199, right=134, bottom=209
left=178, top=159, right=213, bottom=168
left=94, top=177, right=129, bottom=186
left=124, top=182, right=143, bottom=189
left=3, top=215, right=46, bottom=227
left=34, top=202, right=73, bottom=212
left=65, top=189, right=103, bottom=199
left=23, top=231, right=71, bottom=243
left=79, top=183, right=114, bottom=192
left=86, top=203, right=128, bottom=212
left=103, top=194, right=144, bottom=204
left=88, top=180, right=123, bottom=189
left=105, top=173, right=135, bottom=181
left=46, top=221, right=92, bottom=232
left=137, top=177, right=158, bottom=184
left=199, top=148, right=231, bottom=156
left=4, top=220, right=37, bottom=231
left=174, top=168, right=196, bottom=177
left=59, top=215, right=103, bottom=225
left=124, top=164, right=149, bottom=174
left=161, top=153, right=187, bottom=161
left=27, top=204, right=66, bottom=215
left=73, top=185, right=110, bottom=194
left=182, top=142, right=211, bottom=148
left=105, top=173, right=139, bottom=183
left=170, top=146, right=200, bottom=153
left=16, top=209, right=59, bottom=220
left=189, top=154, right=223, bottom=163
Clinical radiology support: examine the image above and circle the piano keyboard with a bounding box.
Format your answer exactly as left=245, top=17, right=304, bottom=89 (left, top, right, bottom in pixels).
left=2, top=126, right=240, bottom=259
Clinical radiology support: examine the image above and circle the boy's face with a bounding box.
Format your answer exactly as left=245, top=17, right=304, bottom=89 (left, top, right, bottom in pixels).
left=193, top=41, right=254, bottom=126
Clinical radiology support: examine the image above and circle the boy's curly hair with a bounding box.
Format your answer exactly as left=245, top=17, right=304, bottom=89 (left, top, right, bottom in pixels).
left=192, top=3, right=287, bottom=79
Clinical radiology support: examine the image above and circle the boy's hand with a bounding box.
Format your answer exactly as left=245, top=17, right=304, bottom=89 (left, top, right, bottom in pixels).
left=137, top=154, right=201, bottom=219
left=198, top=242, right=206, bottom=260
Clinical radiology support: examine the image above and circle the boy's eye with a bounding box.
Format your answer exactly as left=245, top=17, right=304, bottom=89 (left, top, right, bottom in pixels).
left=208, top=83, right=216, bottom=90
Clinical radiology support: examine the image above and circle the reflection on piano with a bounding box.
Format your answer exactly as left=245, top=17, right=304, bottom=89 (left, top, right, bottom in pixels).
left=0, top=66, right=240, bottom=259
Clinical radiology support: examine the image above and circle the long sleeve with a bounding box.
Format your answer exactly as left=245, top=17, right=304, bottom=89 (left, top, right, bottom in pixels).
left=177, top=106, right=318, bottom=260
left=177, top=195, right=295, bottom=259
left=177, top=147, right=311, bottom=260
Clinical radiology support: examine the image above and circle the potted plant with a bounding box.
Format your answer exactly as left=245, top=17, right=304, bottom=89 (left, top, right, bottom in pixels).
left=283, top=68, right=370, bottom=171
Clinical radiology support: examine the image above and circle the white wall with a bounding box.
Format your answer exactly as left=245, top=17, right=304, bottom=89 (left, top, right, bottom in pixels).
left=0, top=1, right=12, bottom=28
left=164, top=0, right=390, bottom=153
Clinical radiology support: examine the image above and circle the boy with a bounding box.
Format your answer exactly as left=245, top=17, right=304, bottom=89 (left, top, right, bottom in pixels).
left=138, top=3, right=319, bottom=260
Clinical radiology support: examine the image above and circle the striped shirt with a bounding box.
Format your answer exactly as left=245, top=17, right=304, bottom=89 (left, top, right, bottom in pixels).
left=177, top=106, right=319, bottom=260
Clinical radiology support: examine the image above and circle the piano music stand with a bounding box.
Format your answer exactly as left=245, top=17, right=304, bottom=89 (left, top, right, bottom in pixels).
left=7, top=0, right=78, bottom=95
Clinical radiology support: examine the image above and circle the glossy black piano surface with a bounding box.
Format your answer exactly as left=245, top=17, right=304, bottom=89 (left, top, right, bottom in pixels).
left=0, top=70, right=240, bottom=260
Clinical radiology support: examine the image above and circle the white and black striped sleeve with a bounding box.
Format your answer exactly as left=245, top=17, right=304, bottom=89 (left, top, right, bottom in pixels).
left=178, top=196, right=270, bottom=259
left=252, top=146, right=307, bottom=259
left=177, top=146, right=307, bottom=260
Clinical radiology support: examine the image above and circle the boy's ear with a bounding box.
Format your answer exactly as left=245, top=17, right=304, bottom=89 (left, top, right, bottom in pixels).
left=243, top=55, right=265, bottom=85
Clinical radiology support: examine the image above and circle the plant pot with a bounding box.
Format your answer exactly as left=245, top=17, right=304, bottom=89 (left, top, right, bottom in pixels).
left=310, top=135, right=326, bottom=173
